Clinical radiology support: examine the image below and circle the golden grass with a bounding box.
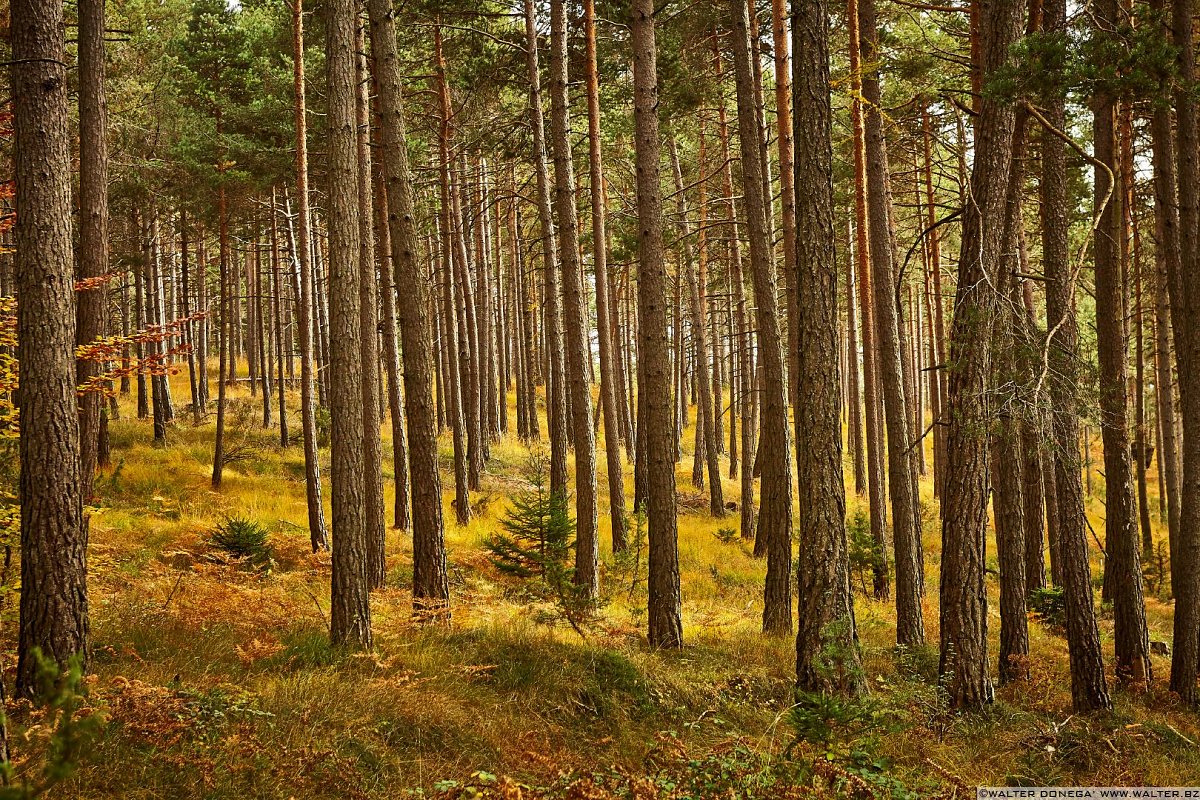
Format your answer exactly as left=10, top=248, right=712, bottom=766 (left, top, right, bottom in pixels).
left=22, top=363, right=1200, bottom=797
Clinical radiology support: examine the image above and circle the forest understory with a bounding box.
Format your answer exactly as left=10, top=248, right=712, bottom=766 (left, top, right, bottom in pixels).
left=9, top=371, right=1194, bottom=799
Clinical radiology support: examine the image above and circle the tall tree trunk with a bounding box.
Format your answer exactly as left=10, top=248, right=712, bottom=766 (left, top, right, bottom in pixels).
left=669, top=138, right=724, bottom=517
left=523, top=0, right=569, bottom=498
left=1037, top=0, right=1111, bottom=710
left=730, top=0, right=794, bottom=634
left=858, top=0, right=924, bottom=644
left=373, top=144, right=410, bottom=532
left=584, top=0, right=628, bottom=552
left=1168, top=0, right=1200, bottom=702
left=13, top=0, right=91, bottom=693
left=433, top=27, right=471, bottom=527
left=846, top=223, right=867, bottom=495
left=368, top=0, right=449, bottom=614
left=939, top=0, right=1028, bottom=709
left=631, top=0, right=683, bottom=648
left=1092, top=0, right=1151, bottom=685
left=357, top=28, right=387, bottom=590
left=212, top=191, right=229, bottom=487
left=548, top=0, right=599, bottom=596
left=793, top=0, right=863, bottom=694
left=290, top=0, right=328, bottom=551
left=847, top=0, right=888, bottom=598
left=270, top=192, right=288, bottom=447
left=770, top=0, right=799, bottom=415
left=325, top=0, right=372, bottom=649
left=1148, top=53, right=1182, bottom=563
left=76, top=0, right=108, bottom=500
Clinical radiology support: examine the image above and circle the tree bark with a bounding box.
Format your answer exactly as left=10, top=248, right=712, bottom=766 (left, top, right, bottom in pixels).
left=13, top=0, right=91, bottom=693
left=584, top=0, right=628, bottom=553
left=325, top=0, right=372, bottom=649
left=1091, top=14, right=1151, bottom=682
left=938, top=0, right=1026, bottom=709
left=858, top=0, right=924, bottom=644
left=729, top=0, right=794, bottom=635
left=368, top=0, right=449, bottom=614
left=631, top=0, right=683, bottom=648
left=548, top=0, right=599, bottom=596
left=524, top=0, right=569, bottom=498
left=1038, top=0, right=1111, bottom=710
left=76, top=0, right=109, bottom=500
left=288, top=0, right=328, bottom=551
left=356, top=27, right=387, bottom=590
left=793, top=0, right=863, bottom=694
left=669, top=137, right=724, bottom=517
left=1167, top=0, right=1200, bottom=702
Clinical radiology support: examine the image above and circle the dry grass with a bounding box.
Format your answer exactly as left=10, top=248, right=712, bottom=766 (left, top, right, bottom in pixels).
left=14, top=365, right=1198, bottom=798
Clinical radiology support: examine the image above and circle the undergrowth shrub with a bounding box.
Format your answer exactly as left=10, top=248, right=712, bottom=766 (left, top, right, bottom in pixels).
left=847, top=508, right=885, bottom=595
left=209, top=517, right=273, bottom=568
left=485, top=453, right=597, bottom=635
left=1029, top=586, right=1066, bottom=630
left=0, top=649, right=105, bottom=799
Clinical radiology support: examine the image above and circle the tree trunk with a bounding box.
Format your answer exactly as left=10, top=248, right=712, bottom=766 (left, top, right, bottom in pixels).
left=289, top=0, right=328, bottom=551
left=356, top=29, right=387, bottom=590
left=1092, top=0, right=1151, bottom=684
left=523, top=0, right=569, bottom=498
left=13, top=0, right=91, bottom=693
left=631, top=0, right=683, bottom=648
left=846, top=0, right=889, bottom=598
left=669, top=137, right=724, bottom=517
left=939, top=0, right=1027, bottom=709
left=368, top=0, right=449, bottom=614
left=859, top=0, right=924, bottom=644
left=729, top=0, right=794, bottom=634
left=325, top=0, right=372, bottom=649
left=1038, top=0, right=1111, bottom=710
left=1167, top=0, right=1200, bottom=702
left=76, top=0, right=109, bottom=500
left=584, top=0, right=628, bottom=552
left=548, top=0, right=599, bottom=596
left=792, top=0, right=864, bottom=694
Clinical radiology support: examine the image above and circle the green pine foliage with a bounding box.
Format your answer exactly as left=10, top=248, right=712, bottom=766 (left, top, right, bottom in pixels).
left=484, top=458, right=596, bottom=635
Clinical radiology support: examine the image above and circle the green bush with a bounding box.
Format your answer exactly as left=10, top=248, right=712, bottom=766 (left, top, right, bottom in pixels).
left=714, top=526, right=739, bottom=544
left=209, top=517, right=272, bottom=568
left=484, top=457, right=596, bottom=635
left=1029, top=585, right=1066, bottom=629
left=847, top=509, right=885, bottom=593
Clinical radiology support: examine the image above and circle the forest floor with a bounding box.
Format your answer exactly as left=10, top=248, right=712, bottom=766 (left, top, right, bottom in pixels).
left=12, top=372, right=1200, bottom=798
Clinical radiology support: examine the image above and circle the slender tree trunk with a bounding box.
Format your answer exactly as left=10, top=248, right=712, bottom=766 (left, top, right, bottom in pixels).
left=669, top=138, right=724, bottom=517
left=523, top=0, right=569, bottom=498
left=356, top=28, right=387, bottom=590
left=584, top=0, right=628, bottom=552
left=1037, top=0, right=1111, bottom=709
left=77, top=0, right=108, bottom=500
left=547, top=0, right=599, bottom=596
left=859, top=0, right=924, bottom=644
left=1168, top=0, right=1200, bottom=702
left=1092, top=0, right=1151, bottom=684
left=939, top=0, right=1028, bottom=709
left=212, top=191, right=229, bottom=487
left=368, top=0, right=448, bottom=613
left=631, top=0, right=683, bottom=648
left=730, top=0, right=793, bottom=635
left=793, top=0, right=863, bottom=694
left=847, top=0, right=888, bottom=597
left=325, top=0, right=372, bottom=649
left=289, top=0, right=328, bottom=551
left=270, top=192, right=288, bottom=447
